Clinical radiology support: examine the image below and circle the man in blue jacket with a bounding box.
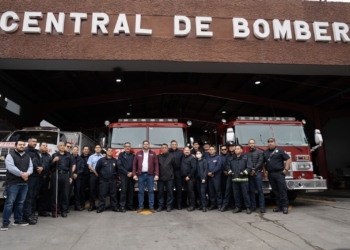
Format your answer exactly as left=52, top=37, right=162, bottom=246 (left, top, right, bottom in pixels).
left=117, top=142, right=135, bottom=212
left=207, top=146, right=222, bottom=211
left=228, top=145, right=253, bottom=214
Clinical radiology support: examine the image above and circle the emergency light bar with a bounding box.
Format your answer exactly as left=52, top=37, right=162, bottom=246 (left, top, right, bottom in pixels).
left=22, top=126, right=59, bottom=131
left=237, top=116, right=295, bottom=121
left=118, top=118, right=178, bottom=122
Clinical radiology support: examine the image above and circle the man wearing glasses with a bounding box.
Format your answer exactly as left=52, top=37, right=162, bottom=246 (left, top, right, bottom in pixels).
left=87, top=144, right=104, bottom=211
left=263, top=138, right=291, bottom=214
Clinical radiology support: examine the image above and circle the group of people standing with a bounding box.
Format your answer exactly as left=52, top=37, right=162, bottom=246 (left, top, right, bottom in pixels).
left=2, top=136, right=291, bottom=231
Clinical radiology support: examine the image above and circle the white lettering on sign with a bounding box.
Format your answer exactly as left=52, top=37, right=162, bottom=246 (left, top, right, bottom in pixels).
left=0, top=11, right=19, bottom=33
left=174, top=15, right=191, bottom=37
left=313, top=22, right=331, bottom=42
left=332, top=22, right=350, bottom=43
left=233, top=18, right=250, bottom=39
left=22, top=12, right=42, bottom=34
left=70, top=13, right=87, bottom=35
left=195, top=16, right=213, bottom=38
left=272, top=19, right=292, bottom=41
left=45, top=12, right=65, bottom=34
left=91, top=13, right=109, bottom=35
left=114, top=14, right=130, bottom=35
left=0, top=11, right=349, bottom=44
left=135, top=14, right=152, bottom=36
left=253, top=19, right=270, bottom=39
left=294, top=20, right=311, bottom=41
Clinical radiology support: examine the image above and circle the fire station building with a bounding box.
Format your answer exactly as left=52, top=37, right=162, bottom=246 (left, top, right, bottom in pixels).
left=0, top=0, right=350, bottom=186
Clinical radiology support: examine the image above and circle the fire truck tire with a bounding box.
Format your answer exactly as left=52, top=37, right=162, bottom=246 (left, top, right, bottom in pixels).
left=287, top=191, right=298, bottom=202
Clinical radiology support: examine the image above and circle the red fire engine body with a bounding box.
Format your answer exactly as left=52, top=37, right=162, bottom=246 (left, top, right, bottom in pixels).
left=217, top=116, right=327, bottom=200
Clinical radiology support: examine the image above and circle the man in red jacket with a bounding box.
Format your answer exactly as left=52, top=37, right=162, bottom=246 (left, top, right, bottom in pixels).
left=133, top=140, right=159, bottom=213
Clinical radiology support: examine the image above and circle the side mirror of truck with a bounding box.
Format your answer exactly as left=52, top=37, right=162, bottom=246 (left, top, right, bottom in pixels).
left=315, top=129, right=323, bottom=145
left=100, top=137, right=106, bottom=148
left=189, top=137, right=194, bottom=147
left=226, top=128, right=235, bottom=142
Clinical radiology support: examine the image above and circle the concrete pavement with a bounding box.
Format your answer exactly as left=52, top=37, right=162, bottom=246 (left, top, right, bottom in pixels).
left=0, top=193, right=350, bottom=250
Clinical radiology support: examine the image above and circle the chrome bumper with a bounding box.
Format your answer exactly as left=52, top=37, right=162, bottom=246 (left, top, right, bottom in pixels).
left=263, top=177, right=327, bottom=191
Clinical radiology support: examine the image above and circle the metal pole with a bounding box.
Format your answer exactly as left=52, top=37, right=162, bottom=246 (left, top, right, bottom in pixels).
left=55, top=159, right=58, bottom=218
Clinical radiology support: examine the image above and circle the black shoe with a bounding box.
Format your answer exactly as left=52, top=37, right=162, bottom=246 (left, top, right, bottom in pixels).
left=24, top=218, right=37, bottom=225
left=120, top=207, right=126, bottom=213
left=88, top=206, right=96, bottom=212
left=202, top=207, right=207, bottom=212
left=251, top=207, right=256, bottom=212
left=273, top=207, right=282, bottom=212
left=96, top=208, right=104, bottom=213
left=112, top=207, right=120, bottom=212
left=38, top=212, right=51, bottom=217
left=260, top=208, right=266, bottom=213
left=126, top=207, right=135, bottom=211
left=220, top=206, right=227, bottom=212
left=61, top=212, right=67, bottom=217
left=177, top=205, right=182, bottom=210
left=66, top=209, right=70, bottom=213
left=150, top=208, right=156, bottom=213
left=232, top=208, right=242, bottom=213
left=74, top=206, right=84, bottom=211
left=208, top=206, right=217, bottom=211
left=246, top=208, right=252, bottom=214
left=167, top=207, right=171, bottom=212
left=157, top=207, right=163, bottom=212
left=218, top=206, right=222, bottom=211
left=283, top=207, right=289, bottom=214
left=187, top=206, right=195, bottom=212
left=31, top=214, right=38, bottom=219
left=13, top=220, right=29, bottom=226
left=1, top=224, right=9, bottom=231
left=197, top=206, right=203, bottom=210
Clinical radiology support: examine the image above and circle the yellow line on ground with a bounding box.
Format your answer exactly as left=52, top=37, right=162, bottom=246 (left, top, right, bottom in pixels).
left=296, top=197, right=334, bottom=204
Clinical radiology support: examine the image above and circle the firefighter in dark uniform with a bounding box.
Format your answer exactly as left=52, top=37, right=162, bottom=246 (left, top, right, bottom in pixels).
left=23, top=137, right=42, bottom=225
left=37, top=142, right=52, bottom=217
left=263, top=138, right=291, bottom=214
left=117, top=142, right=135, bottom=212
left=169, top=140, right=184, bottom=210
left=50, top=141, right=74, bottom=218
left=95, top=147, right=119, bottom=213
left=72, top=146, right=84, bottom=211
left=221, top=141, right=236, bottom=212
left=80, top=146, right=91, bottom=210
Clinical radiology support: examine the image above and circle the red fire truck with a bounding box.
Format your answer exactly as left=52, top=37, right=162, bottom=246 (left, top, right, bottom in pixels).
left=217, top=116, right=327, bottom=201
left=104, top=118, right=188, bottom=191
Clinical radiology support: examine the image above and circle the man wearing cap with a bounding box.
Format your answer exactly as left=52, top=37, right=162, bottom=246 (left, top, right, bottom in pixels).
left=202, top=141, right=210, bottom=160
left=263, top=138, right=291, bottom=214
left=220, top=141, right=236, bottom=212
left=207, top=146, right=223, bottom=210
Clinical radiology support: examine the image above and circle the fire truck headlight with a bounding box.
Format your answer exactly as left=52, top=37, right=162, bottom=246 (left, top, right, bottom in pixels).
left=297, top=163, right=311, bottom=170
left=187, top=120, right=192, bottom=126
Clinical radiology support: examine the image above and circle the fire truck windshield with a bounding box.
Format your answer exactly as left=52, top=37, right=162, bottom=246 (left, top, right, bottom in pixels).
left=149, top=127, right=186, bottom=148
left=234, top=124, right=308, bottom=147
left=110, top=127, right=186, bottom=148
left=110, top=127, right=147, bottom=148
left=6, top=131, right=58, bottom=144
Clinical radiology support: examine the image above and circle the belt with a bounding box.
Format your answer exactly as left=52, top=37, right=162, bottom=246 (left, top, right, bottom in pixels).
left=268, top=169, right=283, bottom=173
left=58, top=170, right=69, bottom=174
left=142, top=172, right=148, bottom=174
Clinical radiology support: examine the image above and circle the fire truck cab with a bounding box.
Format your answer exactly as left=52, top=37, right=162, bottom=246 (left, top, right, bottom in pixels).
left=217, top=116, right=327, bottom=201
left=105, top=118, right=188, bottom=191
